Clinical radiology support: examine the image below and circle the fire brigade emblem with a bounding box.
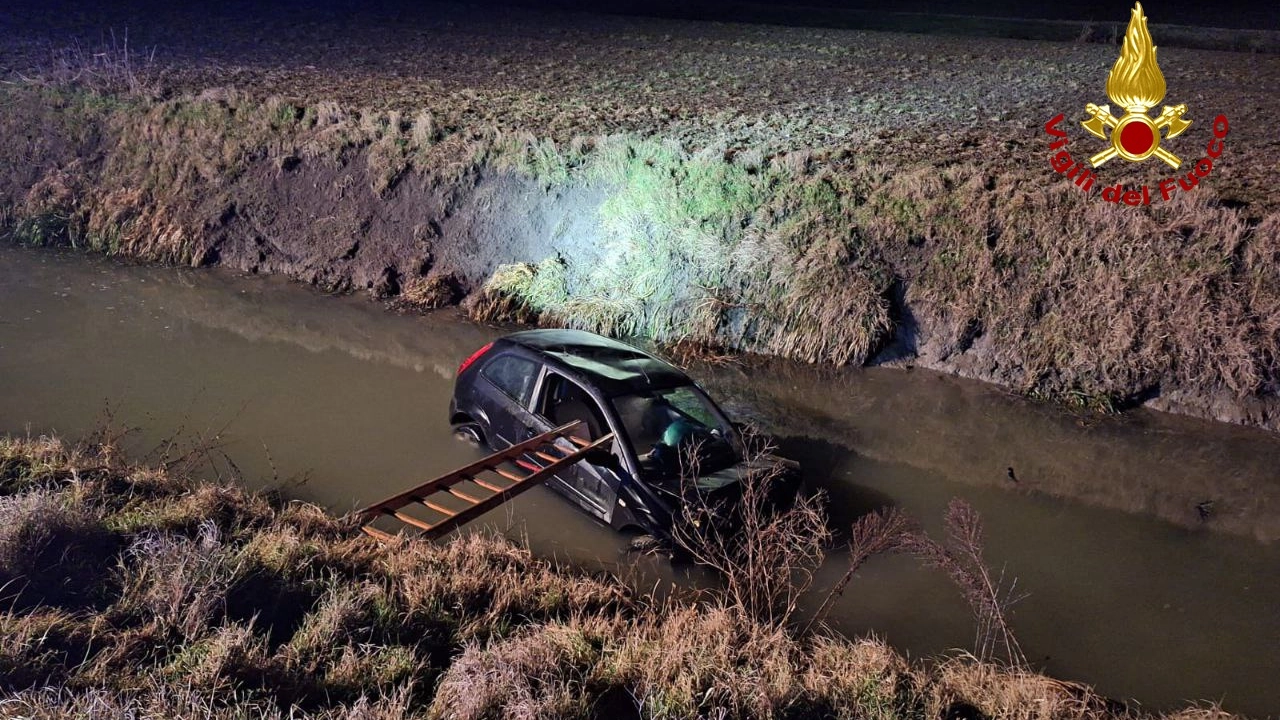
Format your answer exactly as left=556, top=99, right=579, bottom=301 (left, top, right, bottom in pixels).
left=1081, top=3, right=1191, bottom=169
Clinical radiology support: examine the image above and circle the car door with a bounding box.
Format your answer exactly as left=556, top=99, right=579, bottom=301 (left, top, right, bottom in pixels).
left=474, top=351, right=543, bottom=448
left=519, top=371, right=620, bottom=521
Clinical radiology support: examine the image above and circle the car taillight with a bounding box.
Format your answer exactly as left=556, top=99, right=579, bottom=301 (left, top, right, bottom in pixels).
left=457, top=342, right=494, bottom=376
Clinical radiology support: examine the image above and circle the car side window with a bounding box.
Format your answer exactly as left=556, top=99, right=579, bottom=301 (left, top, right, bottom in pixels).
left=537, top=373, right=608, bottom=441
left=480, top=354, right=539, bottom=407
left=665, top=387, right=721, bottom=430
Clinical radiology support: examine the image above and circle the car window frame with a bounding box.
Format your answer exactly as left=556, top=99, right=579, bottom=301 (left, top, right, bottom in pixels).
left=533, top=370, right=607, bottom=433
left=661, top=385, right=732, bottom=435
left=533, top=369, right=635, bottom=470
left=478, top=351, right=542, bottom=408
left=608, top=382, right=738, bottom=472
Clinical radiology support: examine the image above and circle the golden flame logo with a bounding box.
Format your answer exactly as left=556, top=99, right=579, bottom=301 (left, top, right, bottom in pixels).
left=1107, top=3, right=1166, bottom=112
left=1081, top=2, right=1190, bottom=168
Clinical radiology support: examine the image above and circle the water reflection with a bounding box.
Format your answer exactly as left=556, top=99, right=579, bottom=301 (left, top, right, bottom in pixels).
left=2, top=245, right=1278, bottom=716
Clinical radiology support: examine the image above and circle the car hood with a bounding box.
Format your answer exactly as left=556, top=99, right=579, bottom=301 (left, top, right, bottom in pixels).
left=653, top=452, right=800, bottom=495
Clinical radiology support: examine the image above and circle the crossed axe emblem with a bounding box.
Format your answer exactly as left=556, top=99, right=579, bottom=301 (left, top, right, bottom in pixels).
left=1082, top=103, right=1191, bottom=169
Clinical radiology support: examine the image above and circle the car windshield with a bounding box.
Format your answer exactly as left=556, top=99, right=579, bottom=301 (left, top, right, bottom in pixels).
left=611, top=385, right=737, bottom=475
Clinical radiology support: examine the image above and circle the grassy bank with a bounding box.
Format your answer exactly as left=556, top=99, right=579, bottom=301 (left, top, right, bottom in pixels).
left=3, top=77, right=1278, bottom=426
left=0, top=434, right=1241, bottom=718
left=1, top=2, right=1278, bottom=430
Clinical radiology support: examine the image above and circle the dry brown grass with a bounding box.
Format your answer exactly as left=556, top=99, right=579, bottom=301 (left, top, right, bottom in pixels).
left=801, top=635, right=918, bottom=719
left=0, top=433, right=1253, bottom=719
left=120, top=522, right=244, bottom=639
left=432, top=616, right=616, bottom=720
left=0, top=683, right=421, bottom=720
left=0, top=487, right=117, bottom=612
left=897, top=172, right=1280, bottom=405
left=4, top=57, right=1278, bottom=417
left=165, top=622, right=272, bottom=693
left=386, top=532, right=627, bottom=640
left=615, top=606, right=801, bottom=718
left=0, top=434, right=618, bottom=714
left=394, top=275, right=461, bottom=312
left=928, top=656, right=1121, bottom=720
left=17, top=29, right=158, bottom=98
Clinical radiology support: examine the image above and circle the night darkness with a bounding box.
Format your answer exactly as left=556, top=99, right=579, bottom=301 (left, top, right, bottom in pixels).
left=513, top=0, right=1280, bottom=31
left=3, top=0, right=1280, bottom=716
left=8, top=0, right=1280, bottom=31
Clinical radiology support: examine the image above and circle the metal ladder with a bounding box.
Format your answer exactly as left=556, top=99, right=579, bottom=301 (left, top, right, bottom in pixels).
left=357, top=420, right=614, bottom=542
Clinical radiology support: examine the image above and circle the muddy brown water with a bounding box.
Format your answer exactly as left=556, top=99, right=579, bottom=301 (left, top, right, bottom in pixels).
left=2, top=244, right=1279, bottom=717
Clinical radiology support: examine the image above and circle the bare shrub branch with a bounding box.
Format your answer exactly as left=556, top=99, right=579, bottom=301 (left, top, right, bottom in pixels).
left=672, top=433, right=830, bottom=629
left=806, top=506, right=916, bottom=634
left=900, top=499, right=1027, bottom=666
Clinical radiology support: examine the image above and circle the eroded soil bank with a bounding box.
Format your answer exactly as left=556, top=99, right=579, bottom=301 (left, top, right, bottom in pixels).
left=3, top=0, right=1279, bottom=434
left=5, top=81, right=1279, bottom=431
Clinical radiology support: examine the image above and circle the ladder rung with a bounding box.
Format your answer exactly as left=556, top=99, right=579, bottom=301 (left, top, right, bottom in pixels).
left=357, top=424, right=614, bottom=544
left=387, top=508, right=434, bottom=532
left=472, top=477, right=506, bottom=493
left=420, top=498, right=458, bottom=517
left=447, top=487, right=484, bottom=504
left=493, top=466, right=525, bottom=482
left=566, top=435, right=590, bottom=447
left=355, top=421, right=583, bottom=522
left=361, top=525, right=396, bottom=542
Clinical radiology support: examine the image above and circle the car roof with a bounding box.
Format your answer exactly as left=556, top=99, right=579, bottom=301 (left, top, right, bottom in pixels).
left=501, top=329, right=691, bottom=397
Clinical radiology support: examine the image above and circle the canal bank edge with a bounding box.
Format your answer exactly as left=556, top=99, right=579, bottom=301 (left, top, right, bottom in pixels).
left=6, top=239, right=1273, bottom=544
left=1, top=82, right=1277, bottom=437
left=0, top=434, right=1248, bottom=718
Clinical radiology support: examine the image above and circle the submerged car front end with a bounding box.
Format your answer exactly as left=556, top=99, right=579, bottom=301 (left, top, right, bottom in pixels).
left=617, top=443, right=803, bottom=545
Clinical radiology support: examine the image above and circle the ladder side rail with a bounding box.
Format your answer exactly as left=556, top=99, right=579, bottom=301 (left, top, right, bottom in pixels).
left=420, top=432, right=614, bottom=539
left=356, top=420, right=582, bottom=522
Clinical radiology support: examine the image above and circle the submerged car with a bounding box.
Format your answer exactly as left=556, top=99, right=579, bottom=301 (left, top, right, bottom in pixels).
left=448, top=329, right=798, bottom=540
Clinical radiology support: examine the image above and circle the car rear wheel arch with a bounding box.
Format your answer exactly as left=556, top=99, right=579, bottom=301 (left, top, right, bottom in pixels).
left=451, top=412, right=487, bottom=445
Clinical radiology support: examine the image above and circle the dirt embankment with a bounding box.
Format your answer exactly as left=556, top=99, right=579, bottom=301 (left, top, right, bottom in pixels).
left=1, top=1, right=1278, bottom=433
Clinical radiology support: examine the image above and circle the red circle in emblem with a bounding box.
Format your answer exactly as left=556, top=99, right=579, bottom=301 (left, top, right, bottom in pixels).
left=1120, top=121, right=1154, bottom=156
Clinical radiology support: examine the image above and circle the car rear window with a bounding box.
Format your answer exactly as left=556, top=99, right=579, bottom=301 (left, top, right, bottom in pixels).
left=480, top=354, right=539, bottom=407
